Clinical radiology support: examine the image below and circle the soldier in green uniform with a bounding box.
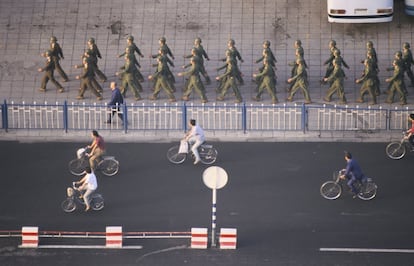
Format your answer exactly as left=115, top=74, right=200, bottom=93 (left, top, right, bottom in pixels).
left=119, top=36, right=145, bottom=83
left=116, top=55, right=142, bottom=101
left=323, top=59, right=347, bottom=104
left=153, top=37, right=175, bottom=60
left=356, top=59, right=377, bottom=105
left=74, top=50, right=103, bottom=94
left=288, top=40, right=307, bottom=92
left=386, top=51, right=407, bottom=95
left=75, top=57, right=102, bottom=100
left=178, top=58, right=208, bottom=103
left=256, top=40, right=277, bottom=68
left=322, top=40, right=337, bottom=82
left=48, top=36, right=69, bottom=82
left=38, top=51, right=64, bottom=93
left=385, top=60, right=407, bottom=105
left=221, top=39, right=244, bottom=85
left=184, top=37, right=211, bottom=84
left=363, top=42, right=380, bottom=96
left=402, top=42, right=414, bottom=87
left=286, top=58, right=311, bottom=104
left=87, top=38, right=107, bottom=82
left=252, top=60, right=278, bottom=104
left=148, top=57, right=176, bottom=102
left=215, top=57, right=243, bottom=103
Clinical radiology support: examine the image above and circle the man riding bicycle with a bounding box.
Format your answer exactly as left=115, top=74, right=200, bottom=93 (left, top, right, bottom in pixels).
left=183, top=119, right=205, bottom=165
left=340, top=151, right=366, bottom=198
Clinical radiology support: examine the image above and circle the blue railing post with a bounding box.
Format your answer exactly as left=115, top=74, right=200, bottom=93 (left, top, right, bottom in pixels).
left=2, top=100, right=8, bottom=132
left=242, top=103, right=247, bottom=133
left=123, top=103, right=128, bottom=133
left=302, top=103, right=306, bottom=134
left=182, top=102, right=187, bottom=132
left=63, top=100, right=68, bottom=133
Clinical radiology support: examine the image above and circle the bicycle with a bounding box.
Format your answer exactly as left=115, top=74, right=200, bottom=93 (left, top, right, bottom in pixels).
left=320, top=169, right=377, bottom=201
left=166, top=141, right=218, bottom=165
left=68, top=147, right=119, bottom=176
left=61, top=182, right=104, bottom=213
left=385, top=132, right=414, bottom=160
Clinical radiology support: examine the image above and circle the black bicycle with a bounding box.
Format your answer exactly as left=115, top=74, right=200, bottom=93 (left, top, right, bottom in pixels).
left=61, top=182, right=104, bottom=213
left=385, top=132, right=414, bottom=160
left=68, top=147, right=119, bottom=176
left=320, top=169, right=377, bottom=201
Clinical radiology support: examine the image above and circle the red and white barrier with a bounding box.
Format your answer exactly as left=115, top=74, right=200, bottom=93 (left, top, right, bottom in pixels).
left=191, top=228, right=208, bottom=249
left=20, top=226, right=39, bottom=248
left=106, top=226, right=123, bottom=248
left=219, top=228, right=237, bottom=249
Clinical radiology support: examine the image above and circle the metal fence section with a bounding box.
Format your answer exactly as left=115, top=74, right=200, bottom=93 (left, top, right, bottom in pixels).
left=6, top=101, right=64, bottom=130
left=127, top=102, right=183, bottom=131
left=246, top=103, right=303, bottom=131
left=1, top=101, right=413, bottom=133
left=307, top=105, right=388, bottom=131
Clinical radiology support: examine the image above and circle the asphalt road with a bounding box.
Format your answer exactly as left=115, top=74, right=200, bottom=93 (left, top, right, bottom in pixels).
left=0, top=141, right=414, bottom=266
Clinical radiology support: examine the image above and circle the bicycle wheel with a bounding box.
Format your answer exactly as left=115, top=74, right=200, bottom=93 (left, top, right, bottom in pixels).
left=385, top=142, right=406, bottom=160
left=91, top=194, right=104, bottom=211
left=68, top=158, right=89, bottom=176
left=200, top=147, right=218, bottom=165
left=166, top=146, right=186, bottom=164
left=320, top=181, right=342, bottom=200
left=61, top=198, right=76, bottom=213
left=99, top=158, right=119, bottom=176
left=357, top=181, right=377, bottom=201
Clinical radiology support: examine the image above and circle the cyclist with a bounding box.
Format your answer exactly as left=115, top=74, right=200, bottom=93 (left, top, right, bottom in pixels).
left=75, top=167, right=98, bottom=211
left=183, top=119, right=205, bottom=165
left=404, top=114, right=414, bottom=147
left=340, top=151, right=366, bottom=198
left=88, top=130, right=105, bottom=170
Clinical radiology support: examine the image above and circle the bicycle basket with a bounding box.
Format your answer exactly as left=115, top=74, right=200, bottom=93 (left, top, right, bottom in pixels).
left=77, top=148, right=86, bottom=159
left=67, top=187, right=74, bottom=197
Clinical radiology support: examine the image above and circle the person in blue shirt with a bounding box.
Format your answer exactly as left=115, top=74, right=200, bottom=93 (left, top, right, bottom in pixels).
left=340, top=152, right=366, bottom=197
left=106, top=82, right=124, bottom=124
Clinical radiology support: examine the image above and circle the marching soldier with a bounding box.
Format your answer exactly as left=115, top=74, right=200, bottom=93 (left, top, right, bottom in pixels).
left=252, top=60, right=278, bottom=104
left=385, top=59, right=407, bottom=105
left=356, top=59, right=377, bottom=105
left=38, top=51, right=64, bottom=93
left=402, top=42, right=414, bottom=87
left=178, top=58, right=208, bottom=103
left=87, top=38, right=107, bottom=82
left=75, top=57, right=102, bottom=100
left=47, top=36, right=69, bottom=82
left=215, top=57, right=243, bottom=103
left=286, top=58, right=311, bottom=104
left=185, top=37, right=211, bottom=84
left=323, top=59, right=347, bottom=104
left=116, top=55, right=142, bottom=101
left=148, top=57, right=176, bottom=102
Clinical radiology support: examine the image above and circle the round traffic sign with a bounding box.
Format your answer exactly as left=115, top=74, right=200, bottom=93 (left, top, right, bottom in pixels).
left=202, top=166, right=228, bottom=189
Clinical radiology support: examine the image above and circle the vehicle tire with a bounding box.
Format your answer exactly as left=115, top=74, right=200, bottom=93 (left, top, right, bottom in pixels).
left=91, top=194, right=104, bottom=211
left=385, top=142, right=406, bottom=160
left=61, top=199, right=76, bottom=213
left=68, top=158, right=89, bottom=176
left=357, top=181, right=377, bottom=201
left=200, top=147, right=218, bottom=165
left=166, top=146, right=186, bottom=164
left=99, top=158, right=119, bottom=176
left=320, top=181, right=342, bottom=200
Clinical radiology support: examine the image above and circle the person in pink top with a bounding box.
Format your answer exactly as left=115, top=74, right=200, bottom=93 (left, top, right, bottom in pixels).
left=88, top=130, right=105, bottom=170
left=405, top=114, right=414, bottom=147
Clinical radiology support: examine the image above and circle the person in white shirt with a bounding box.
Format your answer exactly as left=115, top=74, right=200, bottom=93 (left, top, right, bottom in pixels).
left=75, top=167, right=98, bottom=211
left=184, top=119, right=205, bottom=164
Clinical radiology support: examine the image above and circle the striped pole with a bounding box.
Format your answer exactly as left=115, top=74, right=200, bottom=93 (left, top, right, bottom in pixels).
left=20, top=226, right=39, bottom=248
left=211, top=188, right=217, bottom=247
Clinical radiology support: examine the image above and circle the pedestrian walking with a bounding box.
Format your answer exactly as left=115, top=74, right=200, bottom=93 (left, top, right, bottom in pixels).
left=106, top=82, right=124, bottom=124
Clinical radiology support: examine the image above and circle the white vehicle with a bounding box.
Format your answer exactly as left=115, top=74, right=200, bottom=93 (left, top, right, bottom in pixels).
left=405, top=0, right=414, bottom=16
left=327, top=0, right=393, bottom=23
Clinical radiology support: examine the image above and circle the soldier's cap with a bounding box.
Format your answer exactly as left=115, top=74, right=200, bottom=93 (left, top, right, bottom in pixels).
left=88, top=37, right=95, bottom=44
left=410, top=114, right=414, bottom=120
left=263, top=40, right=270, bottom=46
left=159, top=37, right=166, bottom=42
left=195, top=37, right=202, bottom=43
left=127, top=35, right=134, bottom=41
left=50, top=36, right=57, bottom=42
left=44, top=50, right=52, bottom=56
left=403, top=42, right=410, bottom=49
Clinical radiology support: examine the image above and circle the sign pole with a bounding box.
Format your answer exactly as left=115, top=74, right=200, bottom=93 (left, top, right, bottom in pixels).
left=202, top=166, right=228, bottom=248
left=211, top=188, right=217, bottom=247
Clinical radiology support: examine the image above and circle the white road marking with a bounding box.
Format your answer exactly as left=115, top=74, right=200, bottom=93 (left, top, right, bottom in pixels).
left=320, top=248, right=414, bottom=253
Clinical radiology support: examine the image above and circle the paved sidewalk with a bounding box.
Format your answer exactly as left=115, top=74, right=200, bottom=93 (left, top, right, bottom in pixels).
left=0, top=0, right=413, bottom=142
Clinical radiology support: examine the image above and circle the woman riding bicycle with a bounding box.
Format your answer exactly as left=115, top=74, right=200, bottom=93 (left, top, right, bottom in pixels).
left=75, top=167, right=98, bottom=211
left=340, top=151, right=366, bottom=198
left=405, top=114, right=414, bottom=147
left=88, top=130, right=105, bottom=170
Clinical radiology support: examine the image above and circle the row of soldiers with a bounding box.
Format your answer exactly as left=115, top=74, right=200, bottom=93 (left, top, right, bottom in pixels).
left=38, top=36, right=414, bottom=105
